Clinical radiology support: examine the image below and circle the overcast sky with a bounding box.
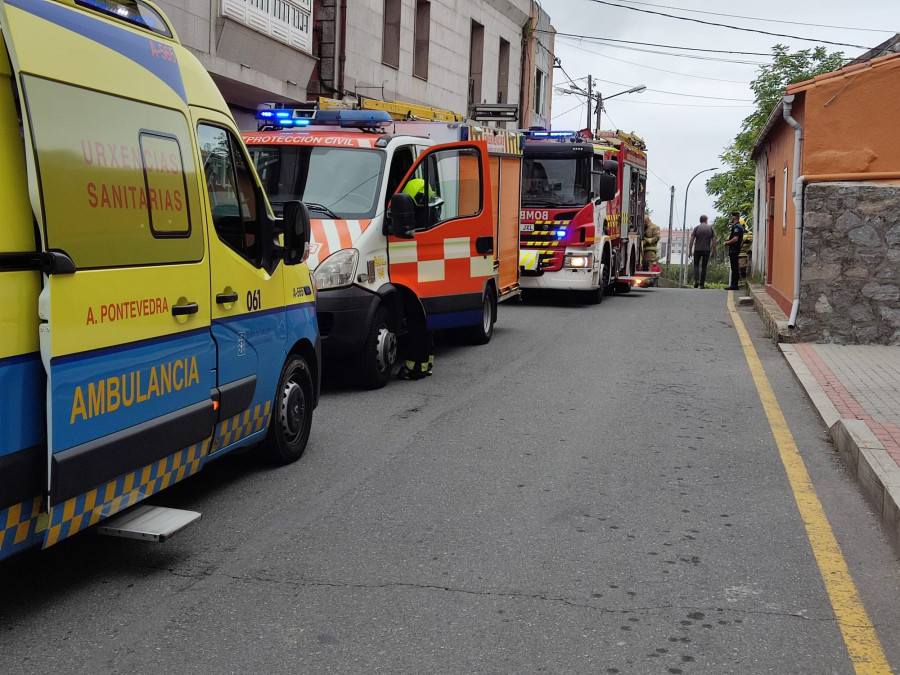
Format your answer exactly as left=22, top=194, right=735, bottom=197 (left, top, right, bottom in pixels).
left=541, top=0, right=899, bottom=231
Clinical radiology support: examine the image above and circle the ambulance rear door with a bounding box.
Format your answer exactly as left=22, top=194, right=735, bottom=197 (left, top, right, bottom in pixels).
left=388, top=141, right=495, bottom=329
left=0, top=0, right=217, bottom=547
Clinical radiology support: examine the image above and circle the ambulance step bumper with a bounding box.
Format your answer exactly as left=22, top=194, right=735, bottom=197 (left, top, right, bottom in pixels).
left=96, top=505, right=201, bottom=542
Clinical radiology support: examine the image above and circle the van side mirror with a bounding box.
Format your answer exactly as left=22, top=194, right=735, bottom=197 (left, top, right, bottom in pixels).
left=282, top=200, right=311, bottom=265
left=386, top=192, right=416, bottom=239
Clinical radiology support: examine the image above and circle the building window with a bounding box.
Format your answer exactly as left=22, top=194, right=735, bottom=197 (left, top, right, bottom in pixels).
left=413, top=1, right=430, bottom=80
left=468, top=20, right=484, bottom=108
left=382, top=0, right=401, bottom=69
left=220, top=0, right=312, bottom=53
left=534, top=69, right=546, bottom=116
left=497, top=38, right=510, bottom=104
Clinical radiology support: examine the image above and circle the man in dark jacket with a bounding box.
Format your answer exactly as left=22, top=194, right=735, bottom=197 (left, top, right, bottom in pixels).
left=689, top=214, right=716, bottom=288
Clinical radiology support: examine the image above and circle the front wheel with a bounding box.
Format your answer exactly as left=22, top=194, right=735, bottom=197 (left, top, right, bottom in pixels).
left=464, top=290, right=496, bottom=345
left=260, top=354, right=313, bottom=464
left=357, top=306, right=397, bottom=389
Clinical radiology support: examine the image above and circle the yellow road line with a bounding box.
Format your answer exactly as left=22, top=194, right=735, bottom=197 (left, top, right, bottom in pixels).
left=727, top=293, right=890, bottom=674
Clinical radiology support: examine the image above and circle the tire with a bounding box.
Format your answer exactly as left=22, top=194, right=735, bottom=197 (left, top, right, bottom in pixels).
left=357, top=306, right=397, bottom=389
left=601, top=248, right=612, bottom=290
left=585, top=249, right=611, bottom=304
left=464, top=290, right=496, bottom=345
left=613, top=281, right=631, bottom=294
left=584, top=286, right=603, bottom=304
left=260, top=354, right=313, bottom=464
left=520, top=289, right=536, bottom=304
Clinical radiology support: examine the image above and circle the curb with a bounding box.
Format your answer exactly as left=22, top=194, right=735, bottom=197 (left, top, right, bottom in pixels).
left=746, top=283, right=794, bottom=342
left=830, top=420, right=900, bottom=553
left=780, top=345, right=900, bottom=554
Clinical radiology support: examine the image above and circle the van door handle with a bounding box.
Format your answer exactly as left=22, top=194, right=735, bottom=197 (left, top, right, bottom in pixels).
left=216, top=292, right=239, bottom=304
left=172, top=302, right=199, bottom=316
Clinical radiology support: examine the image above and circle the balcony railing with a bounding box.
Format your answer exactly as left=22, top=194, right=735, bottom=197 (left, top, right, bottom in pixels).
left=221, top=0, right=312, bottom=54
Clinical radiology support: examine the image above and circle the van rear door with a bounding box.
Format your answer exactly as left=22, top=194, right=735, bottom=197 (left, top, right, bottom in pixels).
left=0, top=0, right=217, bottom=547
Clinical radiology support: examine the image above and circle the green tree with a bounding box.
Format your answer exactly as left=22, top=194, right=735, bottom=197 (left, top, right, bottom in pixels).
left=707, top=45, right=845, bottom=224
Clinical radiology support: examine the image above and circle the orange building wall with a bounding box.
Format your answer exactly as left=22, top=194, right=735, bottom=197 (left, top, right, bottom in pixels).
left=798, top=58, right=900, bottom=177
left=764, top=98, right=804, bottom=316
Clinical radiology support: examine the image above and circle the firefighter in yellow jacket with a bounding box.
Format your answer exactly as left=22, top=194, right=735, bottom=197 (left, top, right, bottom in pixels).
left=642, top=214, right=660, bottom=271
left=397, top=178, right=436, bottom=380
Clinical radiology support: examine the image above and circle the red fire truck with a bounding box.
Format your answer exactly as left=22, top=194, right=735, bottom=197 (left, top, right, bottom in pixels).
left=519, top=129, right=654, bottom=301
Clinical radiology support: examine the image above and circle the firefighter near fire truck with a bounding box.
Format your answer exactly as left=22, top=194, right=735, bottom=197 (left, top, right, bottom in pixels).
left=641, top=214, right=660, bottom=271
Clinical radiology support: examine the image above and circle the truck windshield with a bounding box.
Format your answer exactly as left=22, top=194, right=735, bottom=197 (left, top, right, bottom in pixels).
left=249, top=146, right=385, bottom=219
left=522, top=157, right=592, bottom=208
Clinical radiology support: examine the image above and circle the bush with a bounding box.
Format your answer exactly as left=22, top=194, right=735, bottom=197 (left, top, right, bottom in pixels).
left=659, top=261, right=731, bottom=287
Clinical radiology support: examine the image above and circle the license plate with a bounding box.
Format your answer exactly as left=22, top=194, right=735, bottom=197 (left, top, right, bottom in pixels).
left=521, top=223, right=534, bottom=232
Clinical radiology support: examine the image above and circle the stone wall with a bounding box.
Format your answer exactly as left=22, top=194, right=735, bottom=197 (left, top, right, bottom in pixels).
left=798, top=182, right=900, bottom=344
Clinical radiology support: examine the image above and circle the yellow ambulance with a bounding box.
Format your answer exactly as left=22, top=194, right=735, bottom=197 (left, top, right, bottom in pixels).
left=0, top=0, right=319, bottom=561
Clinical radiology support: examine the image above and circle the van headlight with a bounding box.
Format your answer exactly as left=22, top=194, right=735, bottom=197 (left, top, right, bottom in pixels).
left=314, top=249, right=358, bottom=289
left=564, top=253, right=592, bottom=269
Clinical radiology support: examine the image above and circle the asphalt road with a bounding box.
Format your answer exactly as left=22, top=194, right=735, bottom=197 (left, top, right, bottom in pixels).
left=3, top=286, right=900, bottom=674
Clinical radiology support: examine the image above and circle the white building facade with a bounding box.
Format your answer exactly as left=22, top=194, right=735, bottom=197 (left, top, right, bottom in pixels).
left=157, top=0, right=318, bottom=129
left=310, top=0, right=552, bottom=124
left=156, top=1, right=553, bottom=129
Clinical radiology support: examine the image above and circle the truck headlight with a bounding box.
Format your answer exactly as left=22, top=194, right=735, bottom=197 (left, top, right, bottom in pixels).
left=564, top=253, right=592, bottom=269
left=314, top=249, right=359, bottom=290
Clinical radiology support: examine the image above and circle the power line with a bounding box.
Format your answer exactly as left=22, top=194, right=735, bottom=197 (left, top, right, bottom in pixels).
left=558, top=39, right=756, bottom=83
left=556, top=78, right=752, bottom=102
left=556, top=34, right=767, bottom=65
left=612, top=0, right=895, bottom=34
left=551, top=99, right=588, bottom=120
left=547, top=30, right=775, bottom=57
left=606, top=99, right=753, bottom=108
left=592, top=77, right=753, bottom=102
left=584, top=0, right=871, bottom=49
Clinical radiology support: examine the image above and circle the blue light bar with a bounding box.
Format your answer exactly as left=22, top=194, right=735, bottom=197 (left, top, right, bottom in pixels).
left=529, top=130, right=577, bottom=139
left=313, top=109, right=392, bottom=128
left=255, top=108, right=391, bottom=130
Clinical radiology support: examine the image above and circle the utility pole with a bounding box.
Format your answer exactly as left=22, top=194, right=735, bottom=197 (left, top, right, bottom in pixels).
left=586, top=75, right=592, bottom=131
left=665, top=185, right=674, bottom=280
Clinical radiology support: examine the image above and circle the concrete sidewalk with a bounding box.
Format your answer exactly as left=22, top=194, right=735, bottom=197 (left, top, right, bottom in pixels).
left=781, top=342, right=900, bottom=553
left=743, top=282, right=900, bottom=551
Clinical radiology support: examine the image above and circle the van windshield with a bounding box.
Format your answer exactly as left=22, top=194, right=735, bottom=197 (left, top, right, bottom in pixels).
left=250, top=146, right=385, bottom=219
left=522, top=157, right=592, bottom=208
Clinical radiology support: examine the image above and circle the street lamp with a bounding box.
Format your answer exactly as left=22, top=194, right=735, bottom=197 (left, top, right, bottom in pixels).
left=595, top=85, right=646, bottom=133
left=679, top=167, right=718, bottom=288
